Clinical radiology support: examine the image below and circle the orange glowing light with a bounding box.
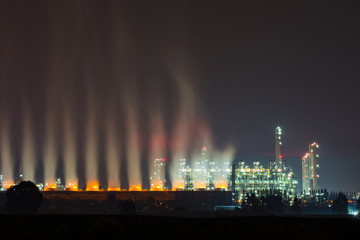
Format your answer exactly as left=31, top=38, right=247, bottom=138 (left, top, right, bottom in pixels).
left=107, top=187, right=121, bottom=191
left=44, top=182, right=57, bottom=191
left=216, top=181, right=228, bottom=189
left=172, top=181, right=184, bottom=190
left=86, top=181, right=99, bottom=191
left=150, top=184, right=164, bottom=191
left=2, top=181, right=14, bottom=190
left=65, top=182, right=78, bottom=191
left=174, top=185, right=185, bottom=191
left=129, top=185, right=142, bottom=191
left=65, top=186, right=78, bottom=191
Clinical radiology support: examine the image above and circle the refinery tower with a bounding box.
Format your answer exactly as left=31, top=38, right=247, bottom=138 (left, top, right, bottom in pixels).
left=275, top=126, right=283, bottom=169
left=302, top=142, right=319, bottom=194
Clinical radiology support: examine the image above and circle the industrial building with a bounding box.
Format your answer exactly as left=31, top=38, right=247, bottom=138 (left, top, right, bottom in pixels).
left=0, top=126, right=299, bottom=208
left=230, top=127, right=298, bottom=204
left=175, top=127, right=298, bottom=204
left=232, top=160, right=298, bottom=204
left=302, top=142, right=320, bottom=194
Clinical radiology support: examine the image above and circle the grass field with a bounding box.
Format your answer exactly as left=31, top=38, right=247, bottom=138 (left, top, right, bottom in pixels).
left=0, top=214, right=359, bottom=239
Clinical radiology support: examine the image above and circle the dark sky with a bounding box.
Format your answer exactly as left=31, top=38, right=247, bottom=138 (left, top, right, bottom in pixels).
left=192, top=0, right=360, bottom=192
left=0, top=0, right=359, bottom=192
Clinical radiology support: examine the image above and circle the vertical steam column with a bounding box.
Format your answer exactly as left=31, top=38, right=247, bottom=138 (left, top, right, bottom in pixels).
left=275, top=126, right=283, bottom=170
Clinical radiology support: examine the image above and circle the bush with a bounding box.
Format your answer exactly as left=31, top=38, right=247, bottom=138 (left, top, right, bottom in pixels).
left=332, top=192, right=348, bottom=215
left=5, top=181, right=43, bottom=214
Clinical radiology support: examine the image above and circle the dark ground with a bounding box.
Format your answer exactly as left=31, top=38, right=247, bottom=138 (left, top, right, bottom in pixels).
left=0, top=214, right=358, bottom=239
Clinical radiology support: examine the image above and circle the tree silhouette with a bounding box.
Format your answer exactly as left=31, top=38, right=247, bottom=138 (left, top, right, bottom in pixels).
left=332, top=192, right=348, bottom=215
left=265, top=194, right=283, bottom=212
left=5, top=181, right=43, bottom=214
left=247, top=193, right=259, bottom=210
left=291, top=197, right=302, bottom=214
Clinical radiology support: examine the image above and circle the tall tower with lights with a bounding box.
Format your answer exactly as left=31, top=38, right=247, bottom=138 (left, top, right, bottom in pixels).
left=302, top=153, right=311, bottom=193
left=309, top=142, right=319, bottom=191
left=302, top=142, right=319, bottom=194
left=275, top=126, right=283, bottom=169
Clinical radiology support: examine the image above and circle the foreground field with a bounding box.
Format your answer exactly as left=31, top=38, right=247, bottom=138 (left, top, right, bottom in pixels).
left=0, top=214, right=358, bottom=239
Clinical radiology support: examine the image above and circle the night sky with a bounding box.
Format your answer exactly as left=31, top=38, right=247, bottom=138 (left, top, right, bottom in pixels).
left=0, top=0, right=359, bottom=192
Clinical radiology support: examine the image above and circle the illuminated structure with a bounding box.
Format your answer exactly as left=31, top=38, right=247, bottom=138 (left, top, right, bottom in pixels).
left=192, top=147, right=208, bottom=190
left=0, top=127, right=297, bottom=198
left=302, top=142, right=319, bottom=194
left=176, top=147, right=231, bottom=191
left=275, top=126, right=283, bottom=169
left=216, top=161, right=231, bottom=189
left=150, top=158, right=167, bottom=190
left=176, top=159, right=193, bottom=190
left=232, top=127, right=298, bottom=204
left=173, top=127, right=297, bottom=203
left=15, top=172, right=23, bottom=185
left=204, top=147, right=215, bottom=190
left=56, top=178, right=65, bottom=191
left=233, top=161, right=298, bottom=204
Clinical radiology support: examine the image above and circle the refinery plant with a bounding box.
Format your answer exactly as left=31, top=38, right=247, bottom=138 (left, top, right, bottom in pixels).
left=0, top=126, right=303, bottom=206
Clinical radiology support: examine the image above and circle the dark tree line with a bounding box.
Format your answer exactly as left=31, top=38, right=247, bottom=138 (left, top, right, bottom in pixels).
left=241, top=192, right=285, bottom=212
left=239, top=189, right=357, bottom=215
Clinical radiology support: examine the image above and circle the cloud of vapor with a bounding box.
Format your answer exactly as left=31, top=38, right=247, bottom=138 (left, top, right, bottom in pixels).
left=21, top=99, right=36, bottom=182
left=0, top=2, right=15, bottom=184
left=63, top=103, right=77, bottom=187
left=0, top=117, right=13, bottom=185
left=0, top=1, right=224, bottom=190
left=123, top=92, right=142, bottom=189
left=43, top=94, right=58, bottom=187
left=105, top=113, right=121, bottom=189
left=212, top=145, right=236, bottom=188
left=162, top=3, right=214, bottom=188
left=84, top=91, right=99, bottom=188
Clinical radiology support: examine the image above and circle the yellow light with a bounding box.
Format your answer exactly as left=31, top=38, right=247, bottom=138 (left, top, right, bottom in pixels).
left=129, top=185, right=142, bottom=191
left=86, top=181, right=99, bottom=191
left=150, top=184, right=164, bottom=191
left=44, top=182, right=57, bottom=191
left=216, top=181, right=228, bottom=189
left=65, top=182, right=78, bottom=191
left=2, top=181, right=14, bottom=189
left=107, top=187, right=121, bottom=191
